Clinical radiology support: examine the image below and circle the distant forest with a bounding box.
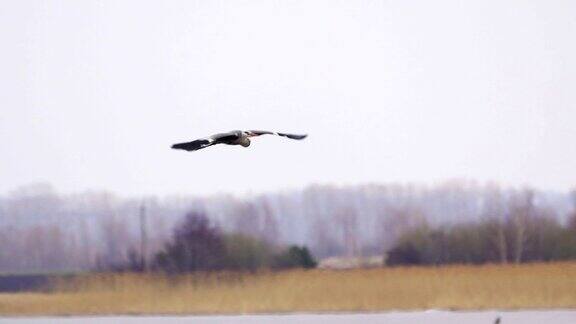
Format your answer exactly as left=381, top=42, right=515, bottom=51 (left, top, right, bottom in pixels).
left=0, top=181, right=575, bottom=273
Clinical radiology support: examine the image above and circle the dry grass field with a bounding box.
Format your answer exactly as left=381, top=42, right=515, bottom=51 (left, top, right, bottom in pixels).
left=1, top=262, right=575, bottom=316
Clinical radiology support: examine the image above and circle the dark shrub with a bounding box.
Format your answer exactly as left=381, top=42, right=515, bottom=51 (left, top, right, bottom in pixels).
left=273, top=245, right=317, bottom=269
left=154, top=211, right=226, bottom=273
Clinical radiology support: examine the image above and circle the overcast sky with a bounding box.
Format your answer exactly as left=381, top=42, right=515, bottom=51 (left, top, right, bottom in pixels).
left=1, top=0, right=575, bottom=196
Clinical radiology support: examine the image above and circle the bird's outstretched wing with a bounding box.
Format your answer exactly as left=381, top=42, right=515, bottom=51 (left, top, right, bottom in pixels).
left=171, top=138, right=215, bottom=151
left=248, top=130, right=307, bottom=140
left=171, top=131, right=241, bottom=151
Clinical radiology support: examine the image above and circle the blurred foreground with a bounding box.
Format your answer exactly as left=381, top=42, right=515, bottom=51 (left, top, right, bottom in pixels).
left=2, top=311, right=576, bottom=324
left=0, top=262, right=575, bottom=316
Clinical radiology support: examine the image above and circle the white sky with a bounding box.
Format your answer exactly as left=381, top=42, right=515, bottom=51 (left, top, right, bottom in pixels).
left=1, top=0, right=575, bottom=196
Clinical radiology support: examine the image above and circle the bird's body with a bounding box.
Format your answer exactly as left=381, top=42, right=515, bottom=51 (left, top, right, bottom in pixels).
left=171, top=130, right=307, bottom=152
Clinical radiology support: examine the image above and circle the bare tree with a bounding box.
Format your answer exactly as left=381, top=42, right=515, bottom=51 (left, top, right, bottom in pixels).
left=233, top=202, right=261, bottom=239
left=510, top=190, right=534, bottom=263
left=259, top=199, right=280, bottom=244
left=568, top=189, right=576, bottom=232
left=482, top=186, right=508, bottom=263
left=337, top=208, right=359, bottom=258
left=99, top=212, right=131, bottom=268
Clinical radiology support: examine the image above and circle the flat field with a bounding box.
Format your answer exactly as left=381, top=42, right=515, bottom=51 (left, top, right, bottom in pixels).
left=1, top=262, right=575, bottom=316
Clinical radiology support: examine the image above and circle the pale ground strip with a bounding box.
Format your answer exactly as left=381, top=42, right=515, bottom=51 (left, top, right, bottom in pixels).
left=1, top=311, right=576, bottom=324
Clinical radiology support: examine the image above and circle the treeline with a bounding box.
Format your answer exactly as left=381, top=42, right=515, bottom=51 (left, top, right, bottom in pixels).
left=387, top=191, right=576, bottom=265
left=116, top=211, right=317, bottom=273
left=0, top=182, right=574, bottom=273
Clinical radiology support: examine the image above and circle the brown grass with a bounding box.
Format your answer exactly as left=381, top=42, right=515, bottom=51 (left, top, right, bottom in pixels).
left=1, top=262, right=575, bottom=316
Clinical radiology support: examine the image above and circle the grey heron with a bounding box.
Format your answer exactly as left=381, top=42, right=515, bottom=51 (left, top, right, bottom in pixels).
left=171, top=130, right=307, bottom=152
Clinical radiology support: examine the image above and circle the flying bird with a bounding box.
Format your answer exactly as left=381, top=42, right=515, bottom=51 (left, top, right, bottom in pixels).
left=171, top=130, right=307, bottom=152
